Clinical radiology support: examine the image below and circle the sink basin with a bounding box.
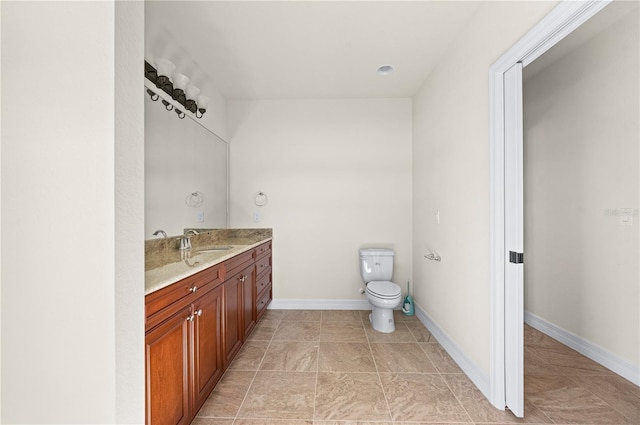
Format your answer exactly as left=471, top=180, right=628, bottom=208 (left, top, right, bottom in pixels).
left=194, top=246, right=232, bottom=253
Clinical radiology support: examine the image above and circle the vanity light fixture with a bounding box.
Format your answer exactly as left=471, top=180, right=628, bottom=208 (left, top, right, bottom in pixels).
left=172, top=73, right=190, bottom=105
left=196, top=96, right=209, bottom=118
left=146, top=88, right=159, bottom=101
left=155, top=58, right=176, bottom=96
left=161, top=99, right=174, bottom=111
left=185, top=85, right=201, bottom=114
left=376, top=64, right=395, bottom=76
left=144, top=60, right=209, bottom=120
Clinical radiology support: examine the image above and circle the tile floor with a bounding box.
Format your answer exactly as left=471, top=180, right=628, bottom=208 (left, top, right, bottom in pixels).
left=194, top=310, right=640, bottom=425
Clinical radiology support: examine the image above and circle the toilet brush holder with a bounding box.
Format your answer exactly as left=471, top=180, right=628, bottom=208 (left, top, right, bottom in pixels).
left=402, top=281, right=415, bottom=316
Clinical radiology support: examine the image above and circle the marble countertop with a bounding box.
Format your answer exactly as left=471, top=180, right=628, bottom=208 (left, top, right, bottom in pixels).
left=145, top=228, right=272, bottom=295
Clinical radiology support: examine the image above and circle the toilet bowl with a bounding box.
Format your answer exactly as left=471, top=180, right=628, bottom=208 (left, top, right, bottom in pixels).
left=359, top=248, right=402, bottom=333
left=365, top=280, right=402, bottom=333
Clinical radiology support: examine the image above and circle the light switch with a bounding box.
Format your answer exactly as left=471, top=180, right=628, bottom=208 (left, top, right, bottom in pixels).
left=435, top=209, right=440, bottom=225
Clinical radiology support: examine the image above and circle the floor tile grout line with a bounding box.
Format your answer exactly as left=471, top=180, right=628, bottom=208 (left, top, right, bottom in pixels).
left=313, top=311, right=325, bottom=422
left=417, top=339, right=443, bottom=374
left=439, top=371, right=477, bottom=424
left=525, top=327, right=637, bottom=425
left=545, top=366, right=637, bottom=423
left=312, top=332, right=320, bottom=422
left=363, top=312, right=396, bottom=424
left=231, top=316, right=280, bottom=425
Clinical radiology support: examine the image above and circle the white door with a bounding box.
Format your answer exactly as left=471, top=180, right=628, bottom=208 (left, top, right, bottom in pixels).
left=504, top=62, right=524, bottom=418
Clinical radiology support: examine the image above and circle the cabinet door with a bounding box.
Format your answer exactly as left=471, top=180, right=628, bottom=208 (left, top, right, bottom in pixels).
left=223, top=274, right=243, bottom=366
left=192, top=285, right=224, bottom=413
left=145, top=305, right=192, bottom=425
left=242, top=264, right=257, bottom=338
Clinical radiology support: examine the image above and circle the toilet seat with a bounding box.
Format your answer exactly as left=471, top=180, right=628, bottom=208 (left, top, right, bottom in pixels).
left=366, top=281, right=401, bottom=299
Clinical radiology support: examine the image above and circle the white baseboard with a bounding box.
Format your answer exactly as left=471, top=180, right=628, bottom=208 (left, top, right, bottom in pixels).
left=268, top=298, right=371, bottom=310
left=525, top=311, right=640, bottom=386
left=414, top=303, right=492, bottom=400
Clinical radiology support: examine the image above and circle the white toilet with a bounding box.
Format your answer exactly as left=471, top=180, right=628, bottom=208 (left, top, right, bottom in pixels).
left=359, top=248, right=402, bottom=333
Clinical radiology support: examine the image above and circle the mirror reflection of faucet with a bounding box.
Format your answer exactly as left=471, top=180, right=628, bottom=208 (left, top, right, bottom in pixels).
left=180, top=249, right=200, bottom=267
left=152, top=229, right=167, bottom=238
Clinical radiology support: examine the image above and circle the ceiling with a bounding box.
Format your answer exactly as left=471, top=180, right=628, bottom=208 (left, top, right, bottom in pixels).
left=145, top=1, right=482, bottom=100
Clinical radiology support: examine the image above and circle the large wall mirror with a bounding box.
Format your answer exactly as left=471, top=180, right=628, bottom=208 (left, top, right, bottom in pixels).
left=144, top=89, right=228, bottom=238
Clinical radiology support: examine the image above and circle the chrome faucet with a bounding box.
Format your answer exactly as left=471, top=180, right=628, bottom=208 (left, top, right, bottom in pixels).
left=177, top=229, right=199, bottom=250
left=152, top=229, right=167, bottom=238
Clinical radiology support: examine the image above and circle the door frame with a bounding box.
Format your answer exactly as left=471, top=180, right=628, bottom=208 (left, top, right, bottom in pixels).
left=488, top=0, right=612, bottom=412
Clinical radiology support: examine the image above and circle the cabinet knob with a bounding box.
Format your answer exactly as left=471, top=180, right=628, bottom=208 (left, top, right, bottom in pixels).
left=240, top=275, right=246, bottom=283
left=189, top=286, right=198, bottom=293
left=187, top=314, right=195, bottom=322
left=196, top=309, right=202, bottom=317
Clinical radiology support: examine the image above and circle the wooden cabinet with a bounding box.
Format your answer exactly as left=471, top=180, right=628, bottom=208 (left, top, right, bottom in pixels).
left=223, top=270, right=242, bottom=366
left=145, top=265, right=224, bottom=425
left=145, top=305, right=192, bottom=425
left=254, top=241, right=272, bottom=321
left=192, top=285, right=223, bottom=413
left=145, top=240, right=272, bottom=425
left=242, top=265, right=256, bottom=337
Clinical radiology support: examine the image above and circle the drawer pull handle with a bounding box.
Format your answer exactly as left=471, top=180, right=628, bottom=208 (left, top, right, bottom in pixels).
left=189, top=286, right=198, bottom=293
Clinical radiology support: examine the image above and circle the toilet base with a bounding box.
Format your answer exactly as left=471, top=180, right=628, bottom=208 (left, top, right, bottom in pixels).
left=369, top=307, right=395, bottom=333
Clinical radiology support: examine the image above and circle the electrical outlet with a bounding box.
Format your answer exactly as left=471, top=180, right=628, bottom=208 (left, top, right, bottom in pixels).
left=254, top=211, right=261, bottom=222
left=620, top=208, right=633, bottom=226
left=197, top=211, right=204, bottom=223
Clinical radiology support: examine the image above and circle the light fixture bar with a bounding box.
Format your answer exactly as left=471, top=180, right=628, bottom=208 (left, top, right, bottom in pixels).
left=144, top=60, right=207, bottom=120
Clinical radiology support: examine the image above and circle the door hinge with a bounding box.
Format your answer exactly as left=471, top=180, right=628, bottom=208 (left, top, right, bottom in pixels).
left=509, top=251, right=524, bottom=264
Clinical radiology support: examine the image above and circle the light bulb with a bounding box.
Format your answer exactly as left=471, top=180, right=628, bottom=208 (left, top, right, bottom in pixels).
left=172, top=73, right=189, bottom=90
left=197, top=96, right=209, bottom=110
left=155, top=58, right=176, bottom=78
left=186, top=85, right=200, bottom=99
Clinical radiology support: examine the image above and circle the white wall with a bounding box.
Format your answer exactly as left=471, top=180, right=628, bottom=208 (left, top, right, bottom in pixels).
left=1, top=1, right=144, bottom=423
left=523, top=6, right=639, bottom=366
left=412, top=0, right=558, bottom=377
left=145, top=95, right=229, bottom=237
left=228, top=99, right=412, bottom=304
left=115, top=1, right=146, bottom=423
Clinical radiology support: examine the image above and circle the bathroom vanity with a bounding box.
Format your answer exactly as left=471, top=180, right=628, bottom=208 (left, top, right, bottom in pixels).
left=144, top=229, right=272, bottom=425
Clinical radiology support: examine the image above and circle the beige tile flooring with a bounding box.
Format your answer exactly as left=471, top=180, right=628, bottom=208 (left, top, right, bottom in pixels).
left=194, top=310, right=640, bottom=425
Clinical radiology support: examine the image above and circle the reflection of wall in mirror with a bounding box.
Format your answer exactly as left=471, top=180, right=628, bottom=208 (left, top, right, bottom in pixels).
left=145, top=93, right=228, bottom=237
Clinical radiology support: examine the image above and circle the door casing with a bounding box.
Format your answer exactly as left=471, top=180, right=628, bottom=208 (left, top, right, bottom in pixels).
left=488, top=0, right=612, bottom=414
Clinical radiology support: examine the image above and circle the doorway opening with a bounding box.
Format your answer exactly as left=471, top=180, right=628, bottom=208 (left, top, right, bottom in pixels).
left=488, top=0, right=625, bottom=417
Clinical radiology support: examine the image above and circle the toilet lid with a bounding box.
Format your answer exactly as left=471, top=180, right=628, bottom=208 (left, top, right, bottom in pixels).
left=366, top=281, right=401, bottom=299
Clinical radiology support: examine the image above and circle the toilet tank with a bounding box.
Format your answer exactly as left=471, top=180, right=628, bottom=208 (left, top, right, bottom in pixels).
left=359, top=248, right=394, bottom=282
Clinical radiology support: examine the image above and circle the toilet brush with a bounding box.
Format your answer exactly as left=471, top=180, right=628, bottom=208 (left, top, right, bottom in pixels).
left=402, top=281, right=415, bottom=316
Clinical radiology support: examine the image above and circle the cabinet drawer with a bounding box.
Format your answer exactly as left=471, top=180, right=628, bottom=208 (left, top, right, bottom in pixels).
left=145, top=264, right=223, bottom=329
left=256, top=284, right=272, bottom=319
left=255, top=255, right=271, bottom=277
left=224, top=250, right=254, bottom=278
left=254, top=241, right=271, bottom=259
left=255, top=270, right=271, bottom=296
